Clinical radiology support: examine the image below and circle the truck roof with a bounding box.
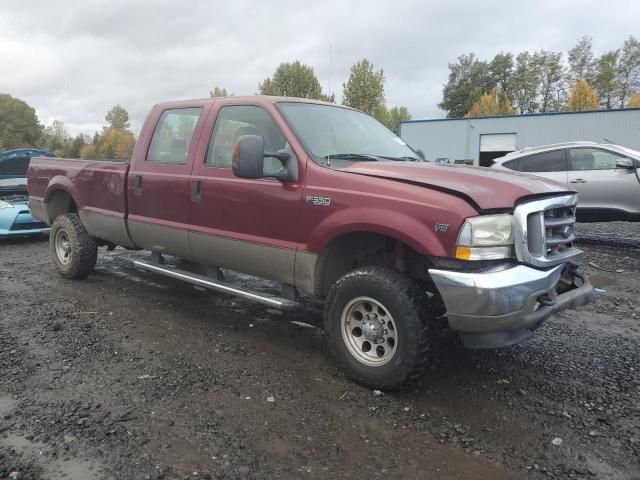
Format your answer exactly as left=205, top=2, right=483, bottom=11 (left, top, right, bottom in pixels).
left=152, top=95, right=344, bottom=110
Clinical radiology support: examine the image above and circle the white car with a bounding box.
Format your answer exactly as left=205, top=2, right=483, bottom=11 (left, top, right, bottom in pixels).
left=491, top=142, right=640, bottom=222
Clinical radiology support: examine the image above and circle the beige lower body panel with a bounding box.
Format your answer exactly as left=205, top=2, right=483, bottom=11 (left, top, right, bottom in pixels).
left=128, top=220, right=191, bottom=259
left=27, top=198, right=47, bottom=224
left=294, top=251, right=318, bottom=296
left=114, top=219, right=319, bottom=294
left=81, top=209, right=137, bottom=249
left=189, top=231, right=297, bottom=287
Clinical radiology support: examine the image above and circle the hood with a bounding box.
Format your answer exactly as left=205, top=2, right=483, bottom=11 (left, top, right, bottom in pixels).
left=339, top=161, right=570, bottom=211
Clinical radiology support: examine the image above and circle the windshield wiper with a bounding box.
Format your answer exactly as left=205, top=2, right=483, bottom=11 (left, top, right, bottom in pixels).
left=323, top=153, right=380, bottom=162
left=375, top=155, right=421, bottom=162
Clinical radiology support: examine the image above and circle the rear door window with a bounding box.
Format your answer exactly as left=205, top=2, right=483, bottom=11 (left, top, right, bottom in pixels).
left=520, top=150, right=565, bottom=172
left=147, top=108, right=202, bottom=164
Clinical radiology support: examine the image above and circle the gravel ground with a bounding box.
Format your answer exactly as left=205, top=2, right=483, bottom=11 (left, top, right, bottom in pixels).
left=575, top=221, right=640, bottom=248
left=0, top=224, right=639, bottom=479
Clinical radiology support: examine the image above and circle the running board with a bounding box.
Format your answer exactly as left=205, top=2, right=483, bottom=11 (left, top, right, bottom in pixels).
left=133, top=260, right=299, bottom=311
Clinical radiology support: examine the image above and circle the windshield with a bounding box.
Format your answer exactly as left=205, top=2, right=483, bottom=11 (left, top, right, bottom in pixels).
left=277, top=102, right=418, bottom=163
left=611, top=144, right=640, bottom=160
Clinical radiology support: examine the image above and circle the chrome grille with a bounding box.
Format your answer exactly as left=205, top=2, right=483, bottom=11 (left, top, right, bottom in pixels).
left=514, top=195, right=581, bottom=267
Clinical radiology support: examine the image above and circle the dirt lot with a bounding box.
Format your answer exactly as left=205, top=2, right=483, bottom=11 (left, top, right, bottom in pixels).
left=1, top=224, right=639, bottom=480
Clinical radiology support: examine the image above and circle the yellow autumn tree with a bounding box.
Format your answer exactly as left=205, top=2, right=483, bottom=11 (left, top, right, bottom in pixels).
left=466, top=88, right=515, bottom=117
left=627, top=92, right=640, bottom=108
left=79, top=130, right=135, bottom=160
left=567, top=80, right=600, bottom=111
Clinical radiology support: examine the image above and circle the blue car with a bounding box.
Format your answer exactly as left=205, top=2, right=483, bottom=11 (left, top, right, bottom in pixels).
left=0, top=148, right=53, bottom=237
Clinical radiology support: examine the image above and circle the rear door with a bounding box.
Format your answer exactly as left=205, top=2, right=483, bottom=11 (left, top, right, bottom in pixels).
left=512, top=149, right=568, bottom=186
left=127, top=105, right=207, bottom=258
left=188, top=102, right=304, bottom=285
left=568, top=147, right=640, bottom=216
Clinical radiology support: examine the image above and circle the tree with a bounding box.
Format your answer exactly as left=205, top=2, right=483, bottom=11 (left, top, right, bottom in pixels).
left=616, top=36, right=640, bottom=107
left=38, top=119, right=69, bottom=154
left=567, top=80, right=599, bottom=111
left=535, top=50, right=565, bottom=112
left=510, top=52, right=540, bottom=113
left=466, top=88, right=515, bottom=117
left=210, top=87, right=231, bottom=97
left=105, top=104, right=130, bottom=130
left=63, top=135, right=87, bottom=158
left=0, top=93, right=42, bottom=150
left=342, top=58, right=387, bottom=118
left=259, top=61, right=332, bottom=101
left=95, top=128, right=135, bottom=160
left=594, top=51, right=620, bottom=109
left=384, top=106, right=412, bottom=135
left=568, top=36, right=595, bottom=85
left=438, top=53, right=493, bottom=117
left=488, top=52, right=514, bottom=94
left=80, top=143, right=97, bottom=159
left=628, top=92, right=640, bottom=108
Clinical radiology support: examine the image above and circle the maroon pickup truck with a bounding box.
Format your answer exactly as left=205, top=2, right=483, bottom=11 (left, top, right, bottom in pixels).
left=28, top=96, right=593, bottom=388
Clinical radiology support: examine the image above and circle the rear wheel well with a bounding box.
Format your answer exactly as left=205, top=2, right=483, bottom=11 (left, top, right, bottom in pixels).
left=314, top=232, right=433, bottom=298
left=46, top=190, right=77, bottom=224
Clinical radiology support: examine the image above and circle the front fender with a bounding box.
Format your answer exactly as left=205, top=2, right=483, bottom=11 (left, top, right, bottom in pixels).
left=304, top=207, right=455, bottom=257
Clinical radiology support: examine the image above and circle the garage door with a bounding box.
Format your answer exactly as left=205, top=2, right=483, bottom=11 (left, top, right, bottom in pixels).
left=480, top=133, right=517, bottom=152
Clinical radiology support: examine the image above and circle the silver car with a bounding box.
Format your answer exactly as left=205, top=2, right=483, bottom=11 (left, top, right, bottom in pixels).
left=491, top=141, right=640, bottom=222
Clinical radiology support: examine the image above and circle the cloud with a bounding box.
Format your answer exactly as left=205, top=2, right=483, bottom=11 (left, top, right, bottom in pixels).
left=1, top=0, right=638, bottom=136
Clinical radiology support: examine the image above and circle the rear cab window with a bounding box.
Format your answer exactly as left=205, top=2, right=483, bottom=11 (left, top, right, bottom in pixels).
left=147, top=108, right=202, bottom=164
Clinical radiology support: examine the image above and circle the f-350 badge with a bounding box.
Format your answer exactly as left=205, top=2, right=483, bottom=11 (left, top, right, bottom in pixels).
left=306, top=195, right=332, bottom=207
left=434, top=223, right=449, bottom=233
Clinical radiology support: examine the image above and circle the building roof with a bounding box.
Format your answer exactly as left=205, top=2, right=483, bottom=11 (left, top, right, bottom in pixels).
left=400, top=107, right=640, bottom=125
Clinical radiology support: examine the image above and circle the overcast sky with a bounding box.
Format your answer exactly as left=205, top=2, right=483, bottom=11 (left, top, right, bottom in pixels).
left=1, top=0, right=638, bottom=136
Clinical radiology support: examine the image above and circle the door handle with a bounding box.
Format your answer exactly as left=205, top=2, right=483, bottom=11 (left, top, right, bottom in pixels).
left=191, top=180, right=202, bottom=202
left=134, top=175, right=143, bottom=195
left=569, top=179, right=586, bottom=184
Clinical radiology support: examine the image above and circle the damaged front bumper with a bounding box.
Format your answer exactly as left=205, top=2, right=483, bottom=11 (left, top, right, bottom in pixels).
left=429, top=262, right=594, bottom=349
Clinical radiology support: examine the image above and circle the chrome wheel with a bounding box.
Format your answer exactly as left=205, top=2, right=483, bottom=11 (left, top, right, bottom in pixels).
left=54, top=229, right=72, bottom=265
left=341, top=296, right=397, bottom=367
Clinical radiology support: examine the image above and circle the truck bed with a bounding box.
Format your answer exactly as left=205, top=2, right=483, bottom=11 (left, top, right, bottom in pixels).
left=28, top=157, right=133, bottom=247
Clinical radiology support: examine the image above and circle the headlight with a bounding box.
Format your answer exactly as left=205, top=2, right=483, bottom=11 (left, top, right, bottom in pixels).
left=0, top=200, right=13, bottom=209
left=454, top=214, right=514, bottom=260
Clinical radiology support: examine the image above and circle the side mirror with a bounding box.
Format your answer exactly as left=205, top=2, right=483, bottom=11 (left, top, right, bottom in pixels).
left=615, top=158, right=635, bottom=169
left=232, top=135, right=297, bottom=182
left=232, top=135, right=264, bottom=179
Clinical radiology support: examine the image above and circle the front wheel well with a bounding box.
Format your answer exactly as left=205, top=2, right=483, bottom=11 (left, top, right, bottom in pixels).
left=313, top=231, right=434, bottom=298
left=45, top=190, right=77, bottom=224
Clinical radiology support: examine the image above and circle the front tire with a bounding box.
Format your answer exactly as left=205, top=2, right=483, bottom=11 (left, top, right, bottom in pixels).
left=50, top=213, right=97, bottom=279
left=324, top=266, right=433, bottom=390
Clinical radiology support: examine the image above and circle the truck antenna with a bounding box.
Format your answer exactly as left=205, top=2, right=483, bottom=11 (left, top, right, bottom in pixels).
left=327, top=44, right=332, bottom=167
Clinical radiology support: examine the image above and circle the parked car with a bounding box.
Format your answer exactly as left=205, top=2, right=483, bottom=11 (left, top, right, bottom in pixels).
left=0, top=177, right=50, bottom=237
left=0, top=148, right=54, bottom=180
left=491, top=141, right=640, bottom=222
left=28, top=96, right=593, bottom=389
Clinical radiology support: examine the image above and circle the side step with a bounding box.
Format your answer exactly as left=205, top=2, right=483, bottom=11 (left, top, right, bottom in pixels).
left=133, top=260, right=300, bottom=311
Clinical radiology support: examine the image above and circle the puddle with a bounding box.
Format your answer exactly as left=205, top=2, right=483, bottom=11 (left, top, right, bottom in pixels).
left=0, top=433, right=103, bottom=480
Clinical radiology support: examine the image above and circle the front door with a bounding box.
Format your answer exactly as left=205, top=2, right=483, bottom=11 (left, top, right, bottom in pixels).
left=189, top=103, right=304, bottom=285
left=127, top=106, right=206, bottom=258
left=567, top=147, right=640, bottom=218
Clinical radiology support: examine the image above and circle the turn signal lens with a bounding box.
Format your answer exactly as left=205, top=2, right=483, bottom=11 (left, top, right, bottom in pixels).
left=454, top=246, right=472, bottom=260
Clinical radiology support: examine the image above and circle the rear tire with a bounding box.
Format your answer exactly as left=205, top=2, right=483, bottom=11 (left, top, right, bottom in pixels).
left=50, top=213, right=97, bottom=279
left=324, top=266, right=433, bottom=390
